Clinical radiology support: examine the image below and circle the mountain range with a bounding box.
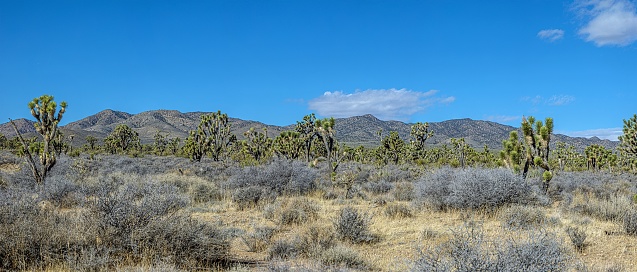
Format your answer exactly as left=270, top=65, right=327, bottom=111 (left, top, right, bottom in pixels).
left=1, top=109, right=618, bottom=151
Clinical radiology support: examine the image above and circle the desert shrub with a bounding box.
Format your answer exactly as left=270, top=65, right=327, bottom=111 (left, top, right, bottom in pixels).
left=226, top=158, right=318, bottom=197
left=623, top=210, right=637, bottom=236
left=298, top=225, right=337, bottom=258
left=322, top=189, right=339, bottom=200
left=43, top=175, right=83, bottom=208
left=319, top=245, right=367, bottom=269
left=551, top=171, right=637, bottom=200
left=242, top=226, right=277, bottom=252
left=411, top=225, right=572, bottom=271
left=499, top=205, right=547, bottom=230
left=363, top=179, right=394, bottom=195
left=280, top=208, right=309, bottom=225
left=232, top=186, right=264, bottom=210
left=268, top=238, right=301, bottom=260
left=384, top=203, right=414, bottom=218
left=415, top=168, right=534, bottom=212
left=190, top=182, right=221, bottom=203
left=565, top=226, right=588, bottom=252
left=90, top=176, right=189, bottom=251
left=373, top=163, right=415, bottom=183
left=570, top=191, right=633, bottom=222
left=0, top=190, right=98, bottom=270
left=334, top=206, right=378, bottom=244
left=393, top=182, right=415, bottom=201
left=277, top=198, right=321, bottom=226
left=132, top=214, right=231, bottom=266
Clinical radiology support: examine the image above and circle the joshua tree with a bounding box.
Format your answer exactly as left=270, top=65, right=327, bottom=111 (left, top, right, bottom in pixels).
left=585, top=144, right=617, bottom=172
left=243, top=127, right=272, bottom=162
left=168, top=137, right=181, bottom=155
left=273, top=130, right=303, bottom=160
left=85, top=135, right=98, bottom=151
left=619, top=114, right=637, bottom=172
left=183, top=111, right=234, bottom=162
left=500, top=131, right=524, bottom=172
left=153, top=130, right=168, bottom=156
left=0, top=133, right=7, bottom=149
left=295, top=113, right=318, bottom=162
left=410, top=122, right=434, bottom=158
left=104, top=124, right=140, bottom=154
left=380, top=131, right=406, bottom=165
left=521, top=116, right=553, bottom=192
left=450, top=137, right=469, bottom=168
left=9, top=95, right=67, bottom=184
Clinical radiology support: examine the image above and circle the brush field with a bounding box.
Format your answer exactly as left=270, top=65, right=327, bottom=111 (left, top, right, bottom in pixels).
left=1, top=152, right=637, bottom=271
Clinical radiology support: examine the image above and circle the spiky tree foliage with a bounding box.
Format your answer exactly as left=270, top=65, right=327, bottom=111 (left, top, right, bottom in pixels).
left=52, top=130, right=68, bottom=155
left=103, top=124, right=140, bottom=154
left=550, top=142, right=586, bottom=171
left=619, top=114, right=637, bottom=172
left=243, top=127, right=272, bottom=163
left=0, top=133, right=7, bottom=149
left=585, top=144, right=617, bottom=172
left=85, top=135, right=98, bottom=151
left=500, top=131, right=524, bottom=172
left=379, top=131, right=406, bottom=165
left=153, top=130, right=169, bottom=156
left=450, top=138, right=471, bottom=168
left=9, top=95, right=67, bottom=184
left=315, top=117, right=336, bottom=162
left=521, top=116, right=553, bottom=192
left=410, top=122, right=434, bottom=158
left=183, top=111, right=235, bottom=162
left=168, top=136, right=181, bottom=155
left=273, top=130, right=303, bottom=160
left=295, top=113, right=318, bottom=162
left=314, top=117, right=345, bottom=173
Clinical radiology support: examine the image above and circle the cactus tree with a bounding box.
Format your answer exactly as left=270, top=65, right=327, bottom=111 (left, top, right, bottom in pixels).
left=10, top=95, right=67, bottom=184
left=183, top=111, right=235, bottom=162
left=500, top=131, right=524, bottom=172
left=295, top=113, right=318, bottom=162
left=410, top=122, right=433, bottom=151
left=521, top=116, right=553, bottom=192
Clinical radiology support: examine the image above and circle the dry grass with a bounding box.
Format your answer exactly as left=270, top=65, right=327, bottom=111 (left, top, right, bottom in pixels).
left=191, top=193, right=637, bottom=271
left=2, top=153, right=636, bottom=271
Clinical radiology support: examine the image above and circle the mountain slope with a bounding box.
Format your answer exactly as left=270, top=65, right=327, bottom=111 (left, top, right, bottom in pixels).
left=1, top=110, right=618, bottom=151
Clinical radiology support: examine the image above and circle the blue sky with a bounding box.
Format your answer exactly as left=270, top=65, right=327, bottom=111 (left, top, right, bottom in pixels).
left=1, top=0, right=636, bottom=140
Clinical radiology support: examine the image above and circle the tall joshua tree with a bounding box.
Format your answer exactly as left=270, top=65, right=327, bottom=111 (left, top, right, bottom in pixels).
left=183, top=111, right=235, bottom=162
left=410, top=122, right=434, bottom=157
left=619, top=114, right=637, bottom=172
left=10, top=95, right=67, bottom=184
left=521, top=116, right=553, bottom=192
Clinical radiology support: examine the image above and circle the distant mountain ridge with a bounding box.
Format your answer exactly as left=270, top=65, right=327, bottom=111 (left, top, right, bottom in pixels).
left=0, top=110, right=618, bottom=151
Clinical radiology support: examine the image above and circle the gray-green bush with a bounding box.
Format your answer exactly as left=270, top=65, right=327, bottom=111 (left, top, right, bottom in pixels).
left=415, top=168, right=535, bottom=211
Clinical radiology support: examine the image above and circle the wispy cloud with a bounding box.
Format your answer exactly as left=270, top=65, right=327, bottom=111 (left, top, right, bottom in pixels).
left=537, top=29, right=565, bottom=41
left=547, top=95, right=576, bottom=106
left=307, top=88, right=454, bottom=121
left=560, top=127, right=623, bottom=140
left=521, top=95, right=575, bottom=106
left=486, top=115, right=521, bottom=123
left=574, top=0, right=637, bottom=46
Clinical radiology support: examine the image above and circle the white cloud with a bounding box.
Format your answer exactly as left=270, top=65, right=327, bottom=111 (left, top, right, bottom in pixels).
left=560, top=127, right=623, bottom=140
left=547, top=95, right=576, bottom=106
left=521, top=95, right=575, bottom=106
left=537, top=29, right=565, bottom=41
left=575, top=0, right=637, bottom=46
left=307, top=88, right=453, bottom=121
left=486, top=115, right=521, bottom=123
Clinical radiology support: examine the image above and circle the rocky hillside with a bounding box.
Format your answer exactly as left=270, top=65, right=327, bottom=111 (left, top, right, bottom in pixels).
left=1, top=110, right=618, bottom=151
